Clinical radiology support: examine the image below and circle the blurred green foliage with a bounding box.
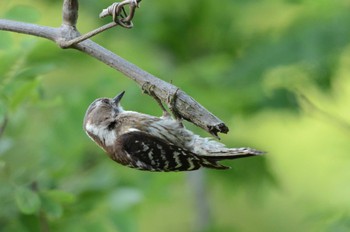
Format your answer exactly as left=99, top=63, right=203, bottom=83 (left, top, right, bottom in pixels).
left=1, top=0, right=350, bottom=231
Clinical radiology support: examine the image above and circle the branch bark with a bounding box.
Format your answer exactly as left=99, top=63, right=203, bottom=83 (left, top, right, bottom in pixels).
left=62, top=0, right=79, bottom=27
left=0, top=1, right=229, bottom=137
left=0, top=19, right=58, bottom=41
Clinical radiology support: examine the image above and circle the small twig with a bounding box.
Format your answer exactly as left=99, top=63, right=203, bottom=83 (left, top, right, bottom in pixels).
left=100, top=0, right=140, bottom=28
left=0, top=116, right=8, bottom=139
left=39, top=212, right=50, bottom=232
left=116, top=0, right=140, bottom=23
left=100, top=0, right=141, bottom=19
left=60, top=22, right=117, bottom=48
left=30, top=182, right=50, bottom=232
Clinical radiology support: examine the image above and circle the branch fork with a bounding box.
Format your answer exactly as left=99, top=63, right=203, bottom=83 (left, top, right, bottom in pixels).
left=60, top=0, right=141, bottom=48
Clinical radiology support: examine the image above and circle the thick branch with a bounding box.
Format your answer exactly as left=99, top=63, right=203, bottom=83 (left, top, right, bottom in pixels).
left=0, top=4, right=229, bottom=136
left=0, top=19, right=58, bottom=41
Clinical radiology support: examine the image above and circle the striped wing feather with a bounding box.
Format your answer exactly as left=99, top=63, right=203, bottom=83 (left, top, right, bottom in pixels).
left=116, top=131, right=229, bottom=172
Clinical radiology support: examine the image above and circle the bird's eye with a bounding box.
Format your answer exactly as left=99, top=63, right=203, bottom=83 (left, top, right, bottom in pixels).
left=102, top=99, right=109, bottom=104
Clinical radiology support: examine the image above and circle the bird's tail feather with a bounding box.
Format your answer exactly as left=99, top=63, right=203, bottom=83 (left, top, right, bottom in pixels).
left=202, top=147, right=265, bottom=160
left=199, top=148, right=264, bottom=170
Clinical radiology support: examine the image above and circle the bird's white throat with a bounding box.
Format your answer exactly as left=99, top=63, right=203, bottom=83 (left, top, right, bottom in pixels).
left=85, top=122, right=117, bottom=147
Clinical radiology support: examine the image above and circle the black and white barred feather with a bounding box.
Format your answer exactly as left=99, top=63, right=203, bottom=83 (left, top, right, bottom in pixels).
left=83, top=91, right=264, bottom=172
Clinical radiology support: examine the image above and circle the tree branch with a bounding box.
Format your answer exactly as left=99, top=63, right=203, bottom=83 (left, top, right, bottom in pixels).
left=59, top=22, right=117, bottom=48
left=62, top=0, right=79, bottom=27
left=0, top=1, right=229, bottom=137
left=0, top=19, right=58, bottom=41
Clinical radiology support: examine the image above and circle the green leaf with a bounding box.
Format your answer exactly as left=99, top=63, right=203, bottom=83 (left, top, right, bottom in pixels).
left=15, top=64, right=56, bottom=81
left=0, top=33, right=13, bottom=50
left=40, top=194, right=63, bottom=219
left=43, top=190, right=76, bottom=204
left=9, top=78, right=40, bottom=111
left=14, top=186, right=41, bottom=214
left=0, top=138, right=13, bottom=155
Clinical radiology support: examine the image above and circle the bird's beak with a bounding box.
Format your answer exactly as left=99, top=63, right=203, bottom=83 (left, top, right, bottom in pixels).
left=113, top=91, right=125, bottom=105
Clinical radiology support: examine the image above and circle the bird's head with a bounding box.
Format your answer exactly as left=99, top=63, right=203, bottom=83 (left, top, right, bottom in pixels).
left=83, top=91, right=125, bottom=132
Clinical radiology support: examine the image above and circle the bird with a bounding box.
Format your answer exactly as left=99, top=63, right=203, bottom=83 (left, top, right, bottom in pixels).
left=83, top=91, right=264, bottom=172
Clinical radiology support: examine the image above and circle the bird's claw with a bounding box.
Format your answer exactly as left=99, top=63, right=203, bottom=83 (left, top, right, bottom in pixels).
left=167, top=88, right=182, bottom=121
left=142, top=82, right=171, bottom=118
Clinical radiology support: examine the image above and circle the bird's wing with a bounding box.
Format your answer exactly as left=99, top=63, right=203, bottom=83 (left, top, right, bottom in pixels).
left=115, top=131, right=228, bottom=171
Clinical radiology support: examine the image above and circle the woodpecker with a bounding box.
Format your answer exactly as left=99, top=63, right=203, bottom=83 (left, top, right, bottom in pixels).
left=83, top=91, right=263, bottom=172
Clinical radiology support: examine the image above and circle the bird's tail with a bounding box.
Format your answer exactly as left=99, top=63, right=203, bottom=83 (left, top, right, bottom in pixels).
left=198, top=147, right=265, bottom=170
left=189, top=135, right=264, bottom=159
left=205, top=147, right=265, bottom=160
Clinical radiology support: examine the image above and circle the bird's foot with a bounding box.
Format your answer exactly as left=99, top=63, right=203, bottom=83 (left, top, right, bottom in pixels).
left=142, top=82, right=171, bottom=118
left=167, top=88, right=182, bottom=121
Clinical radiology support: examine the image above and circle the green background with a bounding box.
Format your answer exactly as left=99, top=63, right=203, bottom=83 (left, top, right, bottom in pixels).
left=1, top=0, right=350, bottom=231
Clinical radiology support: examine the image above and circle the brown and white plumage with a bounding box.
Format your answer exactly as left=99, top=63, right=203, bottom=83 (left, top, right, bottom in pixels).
left=83, top=91, right=263, bottom=172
